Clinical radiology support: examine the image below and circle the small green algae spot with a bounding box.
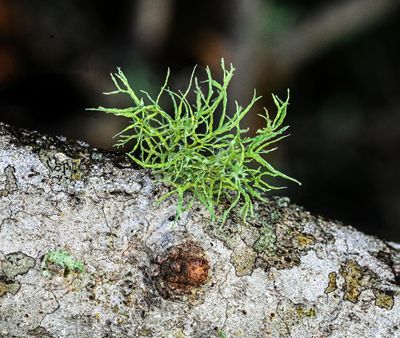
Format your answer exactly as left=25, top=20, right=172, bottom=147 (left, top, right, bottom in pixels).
left=373, top=289, right=395, bottom=310
left=324, top=271, right=338, bottom=294
left=42, top=249, right=84, bottom=277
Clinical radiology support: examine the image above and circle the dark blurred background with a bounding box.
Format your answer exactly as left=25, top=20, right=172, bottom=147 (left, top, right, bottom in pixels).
left=0, top=0, right=399, bottom=241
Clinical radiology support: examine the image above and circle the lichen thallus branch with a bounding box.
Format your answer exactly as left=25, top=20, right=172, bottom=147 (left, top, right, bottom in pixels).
left=88, top=59, right=300, bottom=225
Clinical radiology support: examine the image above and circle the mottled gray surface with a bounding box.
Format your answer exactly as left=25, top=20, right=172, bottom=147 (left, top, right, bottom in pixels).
left=0, top=123, right=399, bottom=338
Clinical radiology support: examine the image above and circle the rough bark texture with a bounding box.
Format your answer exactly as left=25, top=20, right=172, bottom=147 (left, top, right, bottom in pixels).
left=0, top=122, right=399, bottom=338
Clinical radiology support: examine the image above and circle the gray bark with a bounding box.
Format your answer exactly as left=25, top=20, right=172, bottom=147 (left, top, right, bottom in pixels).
left=0, top=122, right=399, bottom=338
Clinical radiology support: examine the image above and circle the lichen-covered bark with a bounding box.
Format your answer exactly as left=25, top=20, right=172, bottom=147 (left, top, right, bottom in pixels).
left=0, top=122, right=399, bottom=338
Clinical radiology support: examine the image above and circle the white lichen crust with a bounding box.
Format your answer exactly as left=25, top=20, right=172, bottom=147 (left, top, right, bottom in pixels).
left=0, top=123, right=399, bottom=338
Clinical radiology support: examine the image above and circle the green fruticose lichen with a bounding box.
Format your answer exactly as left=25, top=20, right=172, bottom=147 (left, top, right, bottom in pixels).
left=89, top=59, right=300, bottom=224
left=42, top=250, right=84, bottom=277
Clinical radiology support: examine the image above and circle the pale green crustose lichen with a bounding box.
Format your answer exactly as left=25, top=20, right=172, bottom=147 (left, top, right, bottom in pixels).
left=42, top=249, right=84, bottom=276
left=89, top=60, right=300, bottom=224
